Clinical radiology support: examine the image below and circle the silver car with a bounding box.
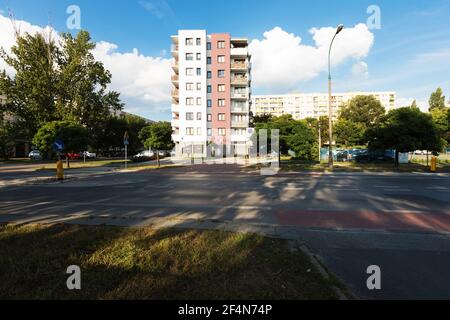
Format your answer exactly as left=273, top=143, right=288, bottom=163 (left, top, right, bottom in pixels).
left=28, top=150, right=42, bottom=160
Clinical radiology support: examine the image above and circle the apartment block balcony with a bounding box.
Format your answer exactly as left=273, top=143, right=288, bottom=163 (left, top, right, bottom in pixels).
left=231, top=120, right=249, bottom=128
left=172, top=89, right=179, bottom=98
left=171, top=60, right=179, bottom=73
left=231, top=62, right=249, bottom=70
left=231, top=47, right=249, bottom=57
left=172, top=103, right=180, bottom=112
left=231, top=105, right=248, bottom=113
left=171, top=74, right=179, bottom=87
left=231, top=76, right=249, bottom=85
left=171, top=118, right=180, bottom=127
left=231, top=92, right=249, bottom=100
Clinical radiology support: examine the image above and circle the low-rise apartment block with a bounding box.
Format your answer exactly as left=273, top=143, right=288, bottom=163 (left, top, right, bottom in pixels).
left=251, top=92, right=396, bottom=120
left=171, top=30, right=252, bottom=157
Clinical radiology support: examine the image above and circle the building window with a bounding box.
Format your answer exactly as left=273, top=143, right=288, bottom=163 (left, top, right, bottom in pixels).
left=218, top=84, right=225, bottom=92
left=196, top=38, right=201, bottom=46
left=197, top=112, right=202, bottom=120
left=186, top=98, right=194, bottom=105
left=218, top=113, right=225, bottom=121
left=217, top=41, right=225, bottom=49
left=197, top=127, right=202, bottom=135
left=207, top=114, right=212, bottom=122
left=207, top=42, right=211, bottom=50
left=218, top=55, right=225, bottom=63
left=196, top=53, right=201, bottom=61
left=207, top=85, right=212, bottom=93
left=218, top=99, right=225, bottom=107
left=196, top=82, right=201, bottom=91
left=186, top=112, right=194, bottom=120
left=186, top=53, right=193, bottom=61
left=218, top=70, right=225, bottom=78
left=186, top=127, right=194, bottom=135
left=207, top=71, right=212, bottom=79
left=185, top=38, right=193, bottom=46
left=207, top=57, right=211, bottom=64
left=196, top=97, right=202, bottom=105
left=207, top=128, right=212, bottom=136
left=186, top=83, right=194, bottom=91
left=207, top=99, right=212, bottom=107
left=234, top=87, right=246, bottom=93
left=186, top=68, right=193, bottom=76
left=218, top=128, right=226, bottom=136
left=196, top=68, right=201, bottom=76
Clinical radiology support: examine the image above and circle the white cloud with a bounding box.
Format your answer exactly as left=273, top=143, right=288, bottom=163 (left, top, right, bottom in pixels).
left=249, top=24, right=374, bottom=90
left=351, top=61, right=369, bottom=78
left=0, top=13, right=171, bottom=119
left=396, top=97, right=429, bottom=112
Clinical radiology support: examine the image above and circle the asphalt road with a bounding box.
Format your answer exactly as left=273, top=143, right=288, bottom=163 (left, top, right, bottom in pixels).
left=1, top=164, right=449, bottom=299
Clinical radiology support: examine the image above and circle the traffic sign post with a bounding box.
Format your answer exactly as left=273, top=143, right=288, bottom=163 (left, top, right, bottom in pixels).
left=53, top=140, right=65, bottom=181
left=124, top=131, right=130, bottom=169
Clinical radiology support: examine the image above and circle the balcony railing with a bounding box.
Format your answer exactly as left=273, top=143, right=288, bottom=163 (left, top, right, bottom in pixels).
left=171, top=89, right=179, bottom=97
left=231, top=77, right=249, bottom=85
left=171, top=75, right=179, bottom=83
left=231, top=106, right=248, bottom=113
left=231, top=92, right=248, bottom=99
left=171, top=44, right=179, bottom=52
left=231, top=62, right=248, bottom=70
left=231, top=120, right=248, bottom=128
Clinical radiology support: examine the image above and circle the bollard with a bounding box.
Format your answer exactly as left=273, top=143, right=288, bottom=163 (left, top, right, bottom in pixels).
left=56, top=160, right=64, bottom=180
left=430, top=156, right=437, bottom=172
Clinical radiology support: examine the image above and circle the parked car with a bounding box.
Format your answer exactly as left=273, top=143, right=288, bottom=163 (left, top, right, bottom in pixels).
left=336, top=150, right=349, bottom=162
left=28, top=150, right=42, bottom=160
left=354, top=150, right=394, bottom=163
left=61, top=153, right=82, bottom=160
left=131, top=150, right=155, bottom=162
left=82, top=151, right=97, bottom=159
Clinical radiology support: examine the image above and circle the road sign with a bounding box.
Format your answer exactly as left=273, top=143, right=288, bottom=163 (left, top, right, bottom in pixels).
left=53, top=140, right=65, bottom=152
left=123, top=131, right=129, bottom=146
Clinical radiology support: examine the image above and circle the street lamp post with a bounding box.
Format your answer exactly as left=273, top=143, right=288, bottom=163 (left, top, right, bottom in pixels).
left=327, top=24, right=344, bottom=168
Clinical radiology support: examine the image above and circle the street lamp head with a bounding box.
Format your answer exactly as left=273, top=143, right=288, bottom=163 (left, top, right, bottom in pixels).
left=336, top=24, right=344, bottom=34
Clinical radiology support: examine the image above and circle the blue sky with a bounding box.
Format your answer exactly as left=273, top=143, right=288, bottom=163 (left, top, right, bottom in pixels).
left=0, top=0, right=449, bottom=120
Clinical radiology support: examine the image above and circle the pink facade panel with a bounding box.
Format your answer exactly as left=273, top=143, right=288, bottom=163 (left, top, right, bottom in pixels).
left=210, top=34, right=231, bottom=144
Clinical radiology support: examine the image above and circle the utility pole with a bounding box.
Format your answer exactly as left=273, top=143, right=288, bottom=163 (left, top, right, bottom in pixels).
left=327, top=24, right=344, bottom=168
left=318, top=120, right=322, bottom=162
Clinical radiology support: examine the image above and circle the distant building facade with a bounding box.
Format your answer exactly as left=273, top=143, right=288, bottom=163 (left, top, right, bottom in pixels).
left=251, top=92, right=396, bottom=120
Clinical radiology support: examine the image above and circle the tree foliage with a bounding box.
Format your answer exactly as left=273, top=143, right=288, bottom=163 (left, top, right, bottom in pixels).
left=428, top=87, right=446, bottom=111
left=139, top=122, right=174, bottom=166
left=0, top=30, right=123, bottom=141
left=32, top=121, right=88, bottom=158
left=339, top=95, right=386, bottom=129
left=334, top=119, right=365, bottom=147
left=366, top=107, right=445, bottom=165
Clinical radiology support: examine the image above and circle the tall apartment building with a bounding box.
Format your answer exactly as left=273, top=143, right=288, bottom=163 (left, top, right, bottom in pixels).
left=171, top=30, right=252, bottom=157
left=251, top=92, right=396, bottom=120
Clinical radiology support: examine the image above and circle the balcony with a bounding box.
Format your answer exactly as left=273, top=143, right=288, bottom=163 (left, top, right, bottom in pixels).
left=231, top=47, right=248, bottom=57
left=172, top=89, right=179, bottom=98
left=231, top=76, right=249, bottom=85
left=231, top=62, right=249, bottom=70
left=172, top=103, right=179, bottom=112
left=171, top=118, right=180, bottom=127
left=231, top=92, right=249, bottom=100
left=171, top=60, right=179, bottom=73
left=171, top=74, right=179, bottom=87
left=231, top=120, right=248, bottom=128
left=231, top=105, right=248, bottom=113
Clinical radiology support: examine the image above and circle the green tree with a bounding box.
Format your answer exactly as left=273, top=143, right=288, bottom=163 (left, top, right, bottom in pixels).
left=0, top=30, right=123, bottom=141
left=139, top=122, right=174, bottom=167
left=339, top=95, right=386, bottom=129
left=334, top=119, right=365, bottom=147
left=366, top=107, right=445, bottom=166
left=32, top=121, right=88, bottom=165
left=0, top=32, right=59, bottom=138
left=428, top=87, right=446, bottom=111
left=56, top=31, right=123, bottom=129
left=286, top=120, right=318, bottom=161
left=0, top=121, right=15, bottom=160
